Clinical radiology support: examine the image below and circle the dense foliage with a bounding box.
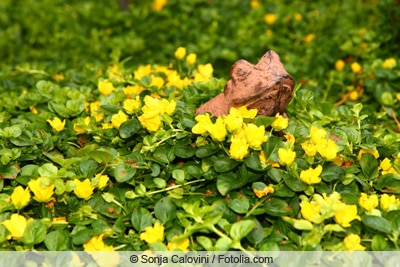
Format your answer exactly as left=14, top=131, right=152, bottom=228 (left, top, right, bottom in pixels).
left=0, top=0, right=400, bottom=253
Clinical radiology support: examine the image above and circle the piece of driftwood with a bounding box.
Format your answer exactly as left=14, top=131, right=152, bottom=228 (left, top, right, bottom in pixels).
left=196, top=50, right=295, bottom=117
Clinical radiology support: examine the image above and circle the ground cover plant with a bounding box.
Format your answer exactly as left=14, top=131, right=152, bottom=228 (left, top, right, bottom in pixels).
left=0, top=0, right=400, bottom=256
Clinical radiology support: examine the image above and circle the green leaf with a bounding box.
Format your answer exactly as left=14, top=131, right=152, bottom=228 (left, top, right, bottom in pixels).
left=244, top=153, right=264, bottom=171
left=374, top=174, right=400, bottom=193
left=267, top=168, right=284, bottom=183
left=196, top=236, right=213, bottom=250
left=371, top=234, right=390, bottom=251
left=246, top=218, right=264, bottom=244
left=216, top=172, right=240, bottom=196
left=71, top=229, right=95, bottom=245
left=264, top=198, right=293, bottom=216
left=78, top=159, right=99, bottom=178
left=21, top=220, right=47, bottom=245
left=154, top=197, right=176, bottom=223
left=0, top=164, right=20, bottom=179
left=321, top=165, right=346, bottom=182
left=88, top=149, right=116, bottom=164
left=114, top=163, right=136, bottom=183
left=282, top=171, right=308, bottom=192
left=360, top=153, right=378, bottom=180
left=195, top=142, right=219, bottom=158
left=230, top=220, right=255, bottom=241
left=227, top=192, right=250, bottom=214
left=253, top=115, right=274, bottom=127
left=174, top=144, right=196, bottom=158
left=214, top=236, right=232, bottom=250
left=119, top=119, right=141, bottom=139
left=44, top=230, right=70, bottom=251
left=153, top=144, right=175, bottom=164
left=361, top=215, right=392, bottom=234
left=213, top=157, right=240, bottom=173
left=262, top=135, right=281, bottom=159
left=131, top=207, right=153, bottom=232
left=38, top=163, right=58, bottom=177
left=172, top=169, right=186, bottom=183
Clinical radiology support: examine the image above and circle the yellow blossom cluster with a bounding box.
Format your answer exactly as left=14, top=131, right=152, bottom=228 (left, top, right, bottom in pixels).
left=300, top=191, right=360, bottom=227
left=379, top=157, right=399, bottom=175
left=139, top=95, right=176, bottom=132
left=301, top=126, right=339, bottom=161
left=192, top=106, right=269, bottom=160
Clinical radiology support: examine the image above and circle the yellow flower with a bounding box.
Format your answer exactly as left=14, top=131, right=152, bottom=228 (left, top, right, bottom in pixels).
left=244, top=123, right=268, bottom=149
left=186, top=53, right=197, bottom=65
left=28, top=177, right=54, bottom=202
left=300, top=201, right=322, bottom=224
left=134, top=65, right=152, bottom=80
left=107, top=64, right=121, bottom=80
left=300, top=165, right=322, bottom=185
left=111, top=110, right=129, bottom=129
left=335, top=59, right=345, bottom=71
left=139, top=109, right=161, bottom=132
left=250, top=0, right=260, bottom=9
left=229, top=132, right=249, bottom=160
left=317, top=139, right=339, bottom=160
left=301, top=141, right=317, bottom=157
left=74, top=116, right=91, bottom=134
left=359, top=193, right=378, bottom=212
left=159, top=99, right=176, bottom=115
left=278, top=148, right=296, bottom=166
left=10, top=186, right=30, bottom=209
left=351, top=62, right=362, bottom=73
left=344, top=234, right=365, bottom=251
left=90, top=101, right=104, bottom=122
left=149, top=75, right=164, bottom=89
left=208, top=117, right=227, bottom=141
left=124, top=84, right=145, bottom=96
left=194, top=64, right=213, bottom=82
left=271, top=113, right=288, bottom=131
left=167, top=236, right=190, bottom=251
left=380, top=158, right=392, bottom=171
left=2, top=214, right=32, bottom=240
left=357, top=148, right=379, bottom=160
left=253, top=186, right=274, bottom=198
left=52, top=73, right=65, bottom=82
left=47, top=117, right=66, bottom=132
left=140, top=221, right=164, bottom=244
left=174, top=47, right=186, bottom=60
left=309, top=126, right=327, bottom=145
left=151, top=0, right=167, bottom=11
left=284, top=133, right=295, bottom=146
left=334, top=205, right=361, bottom=227
left=123, top=96, right=141, bottom=114
left=224, top=112, right=243, bottom=133
left=379, top=157, right=398, bottom=174
left=294, top=12, right=302, bottom=21
left=380, top=194, right=397, bottom=211
left=304, top=33, right=316, bottom=44
left=83, top=234, right=114, bottom=251
left=98, top=80, right=116, bottom=95
left=29, top=105, right=39, bottom=114
left=96, top=174, right=110, bottom=190
left=236, top=106, right=258, bottom=119
left=52, top=217, right=67, bottom=224
left=264, top=13, right=277, bottom=25
left=192, top=113, right=212, bottom=135
left=382, top=58, right=397, bottom=69
left=74, top=179, right=95, bottom=200
left=349, top=90, right=359, bottom=101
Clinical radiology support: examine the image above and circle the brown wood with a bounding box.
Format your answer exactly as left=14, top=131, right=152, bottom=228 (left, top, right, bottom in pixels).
left=196, top=50, right=295, bottom=117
